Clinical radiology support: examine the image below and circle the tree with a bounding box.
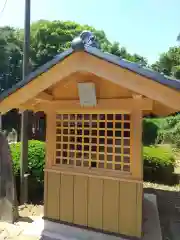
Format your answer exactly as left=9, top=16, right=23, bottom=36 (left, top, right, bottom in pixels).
left=152, top=46, right=180, bottom=78
left=29, top=20, right=148, bottom=69
left=130, top=54, right=148, bottom=66
left=29, top=20, right=111, bottom=68
left=177, top=33, right=180, bottom=42
left=0, top=20, right=149, bottom=93
left=0, top=27, right=23, bottom=92
left=172, top=65, right=180, bottom=79
left=0, top=20, right=150, bottom=138
left=106, top=41, right=147, bottom=66
left=108, top=42, right=121, bottom=56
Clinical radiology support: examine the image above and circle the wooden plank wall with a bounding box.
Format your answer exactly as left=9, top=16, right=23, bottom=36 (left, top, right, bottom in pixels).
left=44, top=171, right=143, bottom=238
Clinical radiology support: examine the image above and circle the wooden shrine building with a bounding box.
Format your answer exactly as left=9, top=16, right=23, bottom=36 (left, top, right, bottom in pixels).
left=1, top=31, right=180, bottom=238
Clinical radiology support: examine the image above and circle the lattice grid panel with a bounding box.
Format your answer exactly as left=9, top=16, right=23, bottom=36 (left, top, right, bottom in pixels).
left=55, top=114, right=131, bottom=172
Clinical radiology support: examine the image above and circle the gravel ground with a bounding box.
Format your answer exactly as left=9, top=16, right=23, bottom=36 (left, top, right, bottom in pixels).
left=143, top=182, right=180, bottom=192
left=18, top=204, right=44, bottom=218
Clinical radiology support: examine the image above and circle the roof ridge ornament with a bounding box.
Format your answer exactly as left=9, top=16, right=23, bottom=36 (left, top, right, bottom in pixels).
left=71, top=30, right=100, bottom=51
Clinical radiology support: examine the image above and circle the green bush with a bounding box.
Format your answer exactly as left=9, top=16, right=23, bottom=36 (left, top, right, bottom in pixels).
left=156, top=115, right=180, bottom=147
left=9, top=139, right=177, bottom=192
left=10, top=140, right=45, bottom=203
left=10, top=140, right=45, bottom=183
left=142, top=115, right=180, bottom=147
left=143, top=145, right=176, bottom=184
left=143, top=145, right=175, bottom=166
left=162, top=115, right=180, bottom=129
left=142, top=118, right=160, bottom=145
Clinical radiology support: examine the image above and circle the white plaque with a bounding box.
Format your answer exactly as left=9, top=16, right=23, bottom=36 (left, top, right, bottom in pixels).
left=78, top=82, right=97, bottom=107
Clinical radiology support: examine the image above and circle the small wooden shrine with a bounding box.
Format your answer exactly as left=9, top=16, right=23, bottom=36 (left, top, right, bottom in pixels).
left=0, top=31, right=180, bottom=238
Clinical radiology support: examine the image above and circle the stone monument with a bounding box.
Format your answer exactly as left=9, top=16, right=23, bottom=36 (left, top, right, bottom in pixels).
left=0, top=131, right=19, bottom=223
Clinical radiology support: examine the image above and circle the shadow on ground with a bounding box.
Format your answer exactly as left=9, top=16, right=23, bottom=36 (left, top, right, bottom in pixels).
left=144, top=187, right=179, bottom=240
left=18, top=216, right=34, bottom=223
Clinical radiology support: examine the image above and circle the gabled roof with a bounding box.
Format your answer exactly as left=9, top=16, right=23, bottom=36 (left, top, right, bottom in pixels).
left=0, top=33, right=180, bottom=102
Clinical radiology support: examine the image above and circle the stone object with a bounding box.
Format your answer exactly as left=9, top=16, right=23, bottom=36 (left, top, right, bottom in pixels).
left=0, top=131, right=19, bottom=223
left=7, top=128, right=18, bottom=144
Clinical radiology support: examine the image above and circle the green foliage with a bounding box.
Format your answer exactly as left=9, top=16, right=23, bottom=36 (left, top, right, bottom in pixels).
left=172, top=65, right=180, bottom=79
left=172, top=122, right=180, bottom=146
left=142, top=118, right=159, bottom=145
left=162, top=115, right=180, bottom=129
left=152, top=46, right=180, bottom=79
left=29, top=20, right=148, bottom=69
left=156, top=115, right=180, bottom=147
left=10, top=140, right=45, bottom=182
left=142, top=115, right=180, bottom=183
left=30, top=20, right=111, bottom=68
left=0, top=27, right=23, bottom=92
left=1, top=19, right=180, bottom=96
left=143, top=145, right=176, bottom=184
left=142, top=117, right=165, bottom=145
left=143, top=145, right=175, bottom=167
left=0, top=20, right=148, bottom=93
left=142, top=115, right=180, bottom=147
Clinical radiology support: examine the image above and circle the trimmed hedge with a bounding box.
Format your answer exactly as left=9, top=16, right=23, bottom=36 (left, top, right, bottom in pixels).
left=143, top=145, right=175, bottom=167
left=10, top=140, right=45, bottom=182
left=10, top=140, right=45, bottom=202
left=10, top=141, right=177, bottom=201
left=142, top=119, right=159, bottom=145
left=143, top=145, right=176, bottom=184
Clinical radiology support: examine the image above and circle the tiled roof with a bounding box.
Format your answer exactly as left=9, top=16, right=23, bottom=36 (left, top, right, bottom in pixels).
left=1, top=32, right=180, bottom=101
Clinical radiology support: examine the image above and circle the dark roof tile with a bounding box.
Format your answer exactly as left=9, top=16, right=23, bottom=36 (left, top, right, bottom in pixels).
left=1, top=40, right=180, bottom=102
left=85, top=46, right=180, bottom=90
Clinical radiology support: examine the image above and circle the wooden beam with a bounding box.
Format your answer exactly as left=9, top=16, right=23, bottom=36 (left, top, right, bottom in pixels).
left=35, top=92, right=53, bottom=101
left=132, top=94, right=142, bottom=99
left=153, top=101, right=175, bottom=116
left=82, top=53, right=180, bottom=111
left=0, top=52, right=82, bottom=113
left=32, top=98, right=153, bottom=113
left=19, top=99, right=39, bottom=111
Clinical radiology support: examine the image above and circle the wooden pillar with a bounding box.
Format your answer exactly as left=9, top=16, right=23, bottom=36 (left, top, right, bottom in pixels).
left=20, top=110, right=29, bottom=204
left=131, top=99, right=143, bottom=180
left=44, top=111, right=56, bottom=217
left=130, top=97, right=143, bottom=238
left=45, top=111, right=56, bottom=169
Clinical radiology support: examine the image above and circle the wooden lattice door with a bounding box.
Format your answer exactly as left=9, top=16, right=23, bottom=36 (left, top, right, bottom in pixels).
left=55, top=113, right=131, bottom=173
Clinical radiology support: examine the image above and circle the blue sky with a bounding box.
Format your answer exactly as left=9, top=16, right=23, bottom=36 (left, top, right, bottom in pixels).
left=0, top=0, right=179, bottom=63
